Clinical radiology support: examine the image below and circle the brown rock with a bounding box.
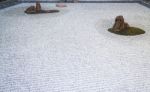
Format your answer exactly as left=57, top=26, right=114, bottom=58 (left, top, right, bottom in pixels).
left=25, top=6, right=36, bottom=14
left=35, top=2, right=41, bottom=13
left=25, top=2, right=59, bottom=14
left=112, top=15, right=129, bottom=32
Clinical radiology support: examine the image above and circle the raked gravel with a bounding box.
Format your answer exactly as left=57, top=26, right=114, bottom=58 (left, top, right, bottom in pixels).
left=0, top=3, right=150, bottom=92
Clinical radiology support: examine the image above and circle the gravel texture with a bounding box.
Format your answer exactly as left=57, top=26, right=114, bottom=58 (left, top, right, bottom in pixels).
left=0, top=3, right=150, bottom=92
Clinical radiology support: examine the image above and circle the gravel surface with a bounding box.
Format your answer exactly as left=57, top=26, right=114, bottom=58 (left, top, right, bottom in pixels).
left=0, top=3, right=150, bottom=92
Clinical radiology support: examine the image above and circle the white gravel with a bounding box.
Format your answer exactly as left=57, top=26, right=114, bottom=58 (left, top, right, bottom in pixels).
left=0, top=3, right=150, bottom=92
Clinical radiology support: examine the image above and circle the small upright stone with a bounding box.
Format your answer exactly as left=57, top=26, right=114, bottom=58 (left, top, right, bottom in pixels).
left=35, top=1, right=41, bottom=13
left=112, top=15, right=129, bottom=32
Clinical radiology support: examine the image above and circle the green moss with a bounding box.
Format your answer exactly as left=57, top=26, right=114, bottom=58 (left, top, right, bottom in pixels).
left=108, top=27, right=145, bottom=36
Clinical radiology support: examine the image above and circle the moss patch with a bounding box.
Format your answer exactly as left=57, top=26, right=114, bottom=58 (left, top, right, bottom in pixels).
left=108, top=27, right=145, bottom=36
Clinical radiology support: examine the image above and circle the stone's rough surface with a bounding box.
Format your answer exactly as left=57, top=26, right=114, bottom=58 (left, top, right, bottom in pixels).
left=24, top=5, right=36, bottom=13
left=112, top=15, right=129, bottom=32
left=35, top=1, right=41, bottom=12
left=25, top=2, right=59, bottom=14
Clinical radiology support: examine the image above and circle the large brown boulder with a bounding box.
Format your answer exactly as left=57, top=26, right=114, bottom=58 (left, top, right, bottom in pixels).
left=112, top=15, right=129, bottom=32
left=25, top=2, right=59, bottom=14
left=108, top=15, right=145, bottom=36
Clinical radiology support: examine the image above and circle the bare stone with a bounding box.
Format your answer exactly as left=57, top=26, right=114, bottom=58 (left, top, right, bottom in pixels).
left=25, top=2, right=59, bottom=14
left=25, top=6, right=36, bottom=14
left=35, top=2, right=41, bottom=13
left=112, top=15, right=129, bottom=32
